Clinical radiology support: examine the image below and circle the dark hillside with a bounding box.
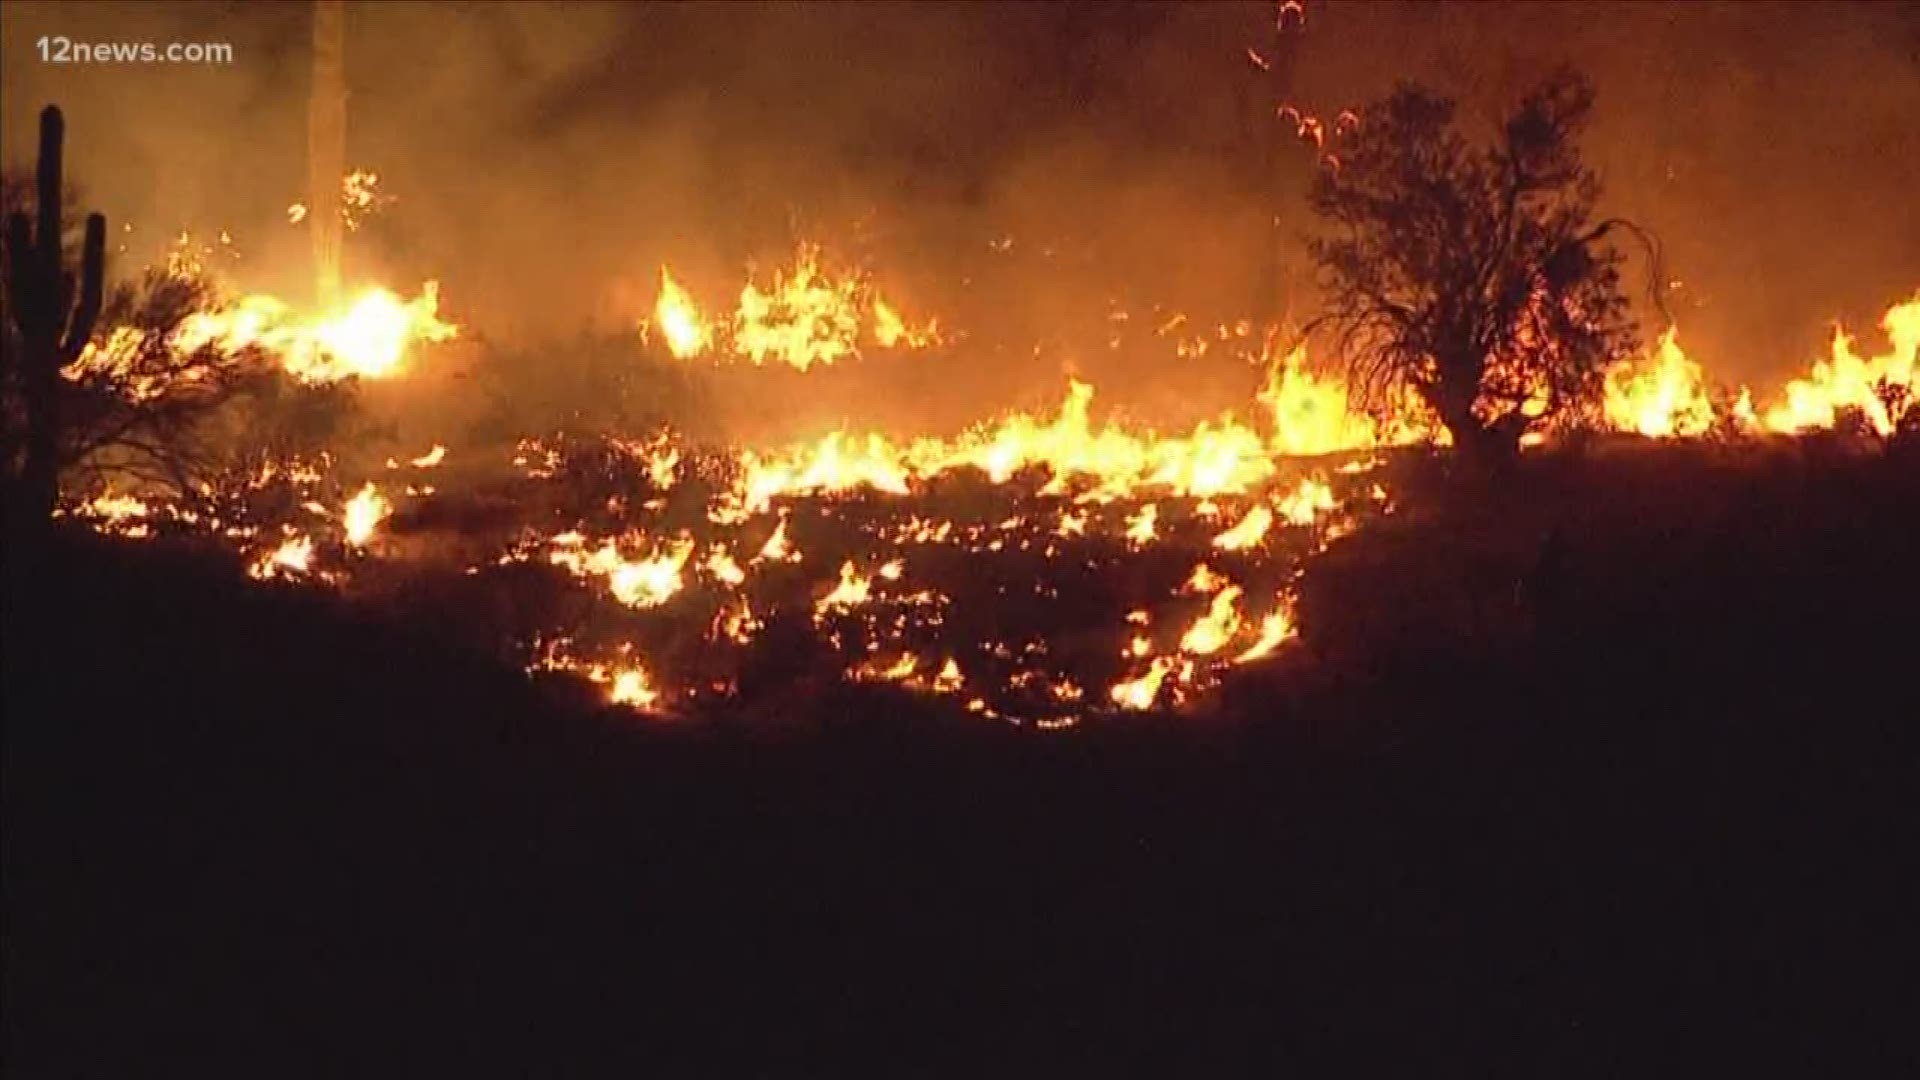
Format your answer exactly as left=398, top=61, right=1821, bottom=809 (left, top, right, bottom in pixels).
left=6, top=442, right=1917, bottom=1074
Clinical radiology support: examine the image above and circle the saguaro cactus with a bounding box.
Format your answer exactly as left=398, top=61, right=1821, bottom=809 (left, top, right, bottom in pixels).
left=4, top=105, right=106, bottom=525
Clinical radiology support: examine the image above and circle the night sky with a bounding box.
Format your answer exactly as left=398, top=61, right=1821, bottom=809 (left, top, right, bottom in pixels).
left=4, top=0, right=1916, bottom=390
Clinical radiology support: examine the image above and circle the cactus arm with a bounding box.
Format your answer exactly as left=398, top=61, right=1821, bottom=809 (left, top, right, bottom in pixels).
left=35, top=106, right=64, bottom=289
left=57, top=213, right=106, bottom=365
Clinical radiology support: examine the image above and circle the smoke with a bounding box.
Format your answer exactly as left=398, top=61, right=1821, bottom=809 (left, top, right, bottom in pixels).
left=5, top=0, right=1916, bottom=420
left=1285, top=0, right=1920, bottom=385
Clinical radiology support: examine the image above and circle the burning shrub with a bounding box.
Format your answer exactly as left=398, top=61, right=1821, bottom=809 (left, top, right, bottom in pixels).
left=1305, top=68, right=1653, bottom=472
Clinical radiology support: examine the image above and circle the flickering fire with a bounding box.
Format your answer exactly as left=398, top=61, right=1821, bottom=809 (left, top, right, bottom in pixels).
left=603, top=665, right=661, bottom=709
left=1179, top=585, right=1245, bottom=656
left=650, top=243, right=944, bottom=368
left=174, top=281, right=458, bottom=383
left=250, top=534, right=316, bottom=580
left=1234, top=605, right=1297, bottom=664
left=1761, top=295, right=1918, bottom=436
left=871, top=295, right=942, bottom=349
left=1594, top=294, right=1917, bottom=440
left=53, top=172, right=1916, bottom=726
left=1109, top=658, right=1174, bottom=711
left=1212, top=504, right=1274, bottom=550
left=342, top=483, right=392, bottom=547
left=1604, top=327, right=1716, bottom=438
left=731, top=244, right=865, bottom=370
left=548, top=533, right=696, bottom=609
left=1257, top=343, right=1417, bottom=455
left=650, top=266, right=711, bottom=359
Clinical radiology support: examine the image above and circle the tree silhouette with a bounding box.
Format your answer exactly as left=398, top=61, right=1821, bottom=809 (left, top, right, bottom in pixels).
left=1306, top=68, right=1651, bottom=471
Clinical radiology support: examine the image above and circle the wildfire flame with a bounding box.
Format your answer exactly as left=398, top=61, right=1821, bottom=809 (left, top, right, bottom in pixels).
left=342, top=483, right=392, bottom=547
left=650, top=244, right=943, bottom=368
left=1604, top=327, right=1716, bottom=438
left=650, top=266, right=711, bottom=359
left=871, top=295, right=941, bottom=349
left=174, top=282, right=458, bottom=383
left=61, top=175, right=1916, bottom=729
left=1762, top=295, right=1918, bottom=436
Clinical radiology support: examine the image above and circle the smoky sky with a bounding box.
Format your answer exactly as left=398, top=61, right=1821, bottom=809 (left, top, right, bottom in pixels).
left=3, top=0, right=1917, bottom=393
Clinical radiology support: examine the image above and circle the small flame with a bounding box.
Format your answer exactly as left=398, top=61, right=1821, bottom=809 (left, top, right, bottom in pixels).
left=1212, top=504, right=1274, bottom=551
left=1180, top=586, right=1244, bottom=656
left=1233, top=603, right=1296, bottom=663
left=651, top=266, right=712, bottom=359
left=872, top=295, right=941, bottom=349
left=1109, top=658, right=1172, bottom=711
left=342, top=483, right=392, bottom=547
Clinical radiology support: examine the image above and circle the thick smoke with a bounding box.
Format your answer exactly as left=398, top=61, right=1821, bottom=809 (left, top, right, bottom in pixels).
left=5, top=0, right=1916, bottom=422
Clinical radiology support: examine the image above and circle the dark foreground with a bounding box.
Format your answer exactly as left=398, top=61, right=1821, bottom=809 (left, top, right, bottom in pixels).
left=6, top=444, right=1916, bottom=1075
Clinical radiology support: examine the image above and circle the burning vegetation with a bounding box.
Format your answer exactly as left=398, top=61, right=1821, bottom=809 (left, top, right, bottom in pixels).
left=5, top=32, right=1917, bottom=729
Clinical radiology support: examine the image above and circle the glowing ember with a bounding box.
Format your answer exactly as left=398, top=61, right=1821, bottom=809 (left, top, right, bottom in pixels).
left=339, top=170, right=389, bottom=232
left=930, top=658, right=966, bottom=694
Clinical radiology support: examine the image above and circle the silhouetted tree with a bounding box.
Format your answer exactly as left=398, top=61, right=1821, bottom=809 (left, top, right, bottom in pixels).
left=1306, top=69, right=1651, bottom=471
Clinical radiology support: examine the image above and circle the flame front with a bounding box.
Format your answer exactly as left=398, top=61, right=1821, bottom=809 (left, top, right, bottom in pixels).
left=1762, top=295, right=1918, bottom=436
left=57, top=188, right=1917, bottom=728
left=175, top=282, right=458, bottom=384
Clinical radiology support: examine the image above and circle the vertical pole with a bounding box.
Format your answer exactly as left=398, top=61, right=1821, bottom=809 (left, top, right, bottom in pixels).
left=309, top=0, right=346, bottom=309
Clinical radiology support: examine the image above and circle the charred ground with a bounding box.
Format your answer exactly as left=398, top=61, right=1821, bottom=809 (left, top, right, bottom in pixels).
left=6, top=439, right=1915, bottom=1073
